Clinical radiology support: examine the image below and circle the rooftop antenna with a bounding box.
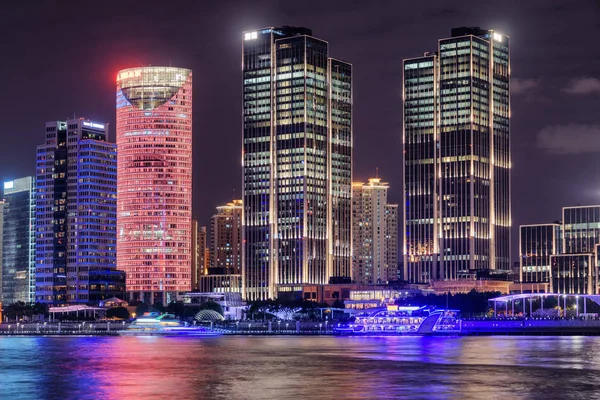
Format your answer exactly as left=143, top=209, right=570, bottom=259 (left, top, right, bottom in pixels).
left=376, top=167, right=379, bottom=179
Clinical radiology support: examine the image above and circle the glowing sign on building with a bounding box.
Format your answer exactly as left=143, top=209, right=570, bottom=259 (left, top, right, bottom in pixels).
left=3, top=181, right=14, bottom=189
left=244, top=31, right=258, bottom=40
left=116, top=69, right=142, bottom=81
left=82, top=121, right=105, bottom=129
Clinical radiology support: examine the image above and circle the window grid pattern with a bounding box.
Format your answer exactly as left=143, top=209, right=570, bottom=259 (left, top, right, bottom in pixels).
left=116, top=67, right=193, bottom=305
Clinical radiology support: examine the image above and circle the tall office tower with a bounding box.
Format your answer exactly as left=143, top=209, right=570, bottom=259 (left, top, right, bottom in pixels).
left=116, top=66, right=193, bottom=305
left=519, top=224, right=561, bottom=284
left=403, top=27, right=510, bottom=284
left=242, top=27, right=352, bottom=300
left=2, top=178, right=36, bottom=304
left=36, top=119, right=123, bottom=304
left=352, top=178, right=398, bottom=284
left=200, top=200, right=242, bottom=293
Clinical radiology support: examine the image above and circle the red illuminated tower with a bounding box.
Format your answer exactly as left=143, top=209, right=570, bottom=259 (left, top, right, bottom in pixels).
left=116, top=66, right=193, bottom=305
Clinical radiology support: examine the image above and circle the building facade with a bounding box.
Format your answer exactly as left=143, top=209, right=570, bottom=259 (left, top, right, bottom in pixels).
left=116, top=66, right=193, bottom=305
left=403, top=27, right=511, bottom=284
left=211, top=200, right=242, bottom=274
left=200, top=200, right=242, bottom=293
left=191, top=221, right=209, bottom=291
left=519, top=224, right=561, bottom=284
left=352, top=178, right=398, bottom=285
left=242, top=26, right=352, bottom=300
left=36, top=119, right=123, bottom=304
left=519, top=205, right=600, bottom=294
left=2, top=178, right=36, bottom=304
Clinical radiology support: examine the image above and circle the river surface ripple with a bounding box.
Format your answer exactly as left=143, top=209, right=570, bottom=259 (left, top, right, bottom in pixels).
left=1, top=335, right=599, bottom=399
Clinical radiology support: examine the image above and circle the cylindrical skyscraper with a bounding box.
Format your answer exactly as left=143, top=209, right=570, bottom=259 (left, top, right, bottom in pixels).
left=116, top=66, right=193, bottom=305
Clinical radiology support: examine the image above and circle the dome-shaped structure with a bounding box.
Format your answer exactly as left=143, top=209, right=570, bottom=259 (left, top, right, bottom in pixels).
left=195, top=309, right=224, bottom=322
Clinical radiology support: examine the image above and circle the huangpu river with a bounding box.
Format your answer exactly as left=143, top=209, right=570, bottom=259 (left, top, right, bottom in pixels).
left=1, top=335, right=598, bottom=399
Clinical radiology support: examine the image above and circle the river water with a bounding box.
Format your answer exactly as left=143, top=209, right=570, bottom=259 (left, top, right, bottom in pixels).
left=1, top=335, right=599, bottom=399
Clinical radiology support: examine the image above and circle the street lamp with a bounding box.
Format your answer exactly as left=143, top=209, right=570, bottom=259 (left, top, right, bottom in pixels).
left=319, top=323, right=322, bottom=334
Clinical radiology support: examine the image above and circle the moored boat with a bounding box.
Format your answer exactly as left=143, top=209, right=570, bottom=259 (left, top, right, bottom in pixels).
left=118, top=312, right=221, bottom=337
left=334, top=306, right=461, bottom=336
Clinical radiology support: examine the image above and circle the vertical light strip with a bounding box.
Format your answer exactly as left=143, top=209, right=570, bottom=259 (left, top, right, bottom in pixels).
left=269, top=32, right=277, bottom=300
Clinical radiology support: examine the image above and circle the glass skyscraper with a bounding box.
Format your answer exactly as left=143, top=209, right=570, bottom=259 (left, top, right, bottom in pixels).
left=2, top=177, right=36, bottom=304
left=520, top=205, right=600, bottom=294
left=242, top=27, right=352, bottom=300
left=519, top=224, right=561, bottom=284
left=403, top=27, right=510, bottom=284
left=116, top=66, right=193, bottom=305
left=36, top=119, right=123, bottom=304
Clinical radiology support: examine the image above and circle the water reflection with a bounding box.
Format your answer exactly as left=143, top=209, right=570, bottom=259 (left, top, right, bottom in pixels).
left=1, top=336, right=600, bottom=399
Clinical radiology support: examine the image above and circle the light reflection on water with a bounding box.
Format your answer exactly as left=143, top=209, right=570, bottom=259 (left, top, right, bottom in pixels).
left=1, top=336, right=599, bottom=399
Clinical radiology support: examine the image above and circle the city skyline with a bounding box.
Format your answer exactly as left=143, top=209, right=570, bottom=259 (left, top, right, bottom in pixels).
left=0, top=1, right=598, bottom=263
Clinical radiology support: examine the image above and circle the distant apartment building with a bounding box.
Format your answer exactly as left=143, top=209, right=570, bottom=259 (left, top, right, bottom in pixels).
left=2, top=178, right=36, bottom=304
left=352, top=178, right=398, bottom=284
left=200, top=200, right=242, bottom=293
left=191, top=221, right=209, bottom=291
left=36, top=118, right=124, bottom=304
left=519, top=205, right=600, bottom=294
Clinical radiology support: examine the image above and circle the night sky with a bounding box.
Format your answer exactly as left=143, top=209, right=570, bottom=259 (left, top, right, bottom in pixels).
left=1, top=0, right=599, bottom=260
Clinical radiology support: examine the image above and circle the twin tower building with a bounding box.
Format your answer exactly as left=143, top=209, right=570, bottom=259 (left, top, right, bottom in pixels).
left=1, top=26, right=510, bottom=305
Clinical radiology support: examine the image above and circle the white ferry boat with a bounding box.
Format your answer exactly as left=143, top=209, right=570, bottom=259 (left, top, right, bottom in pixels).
left=118, top=313, right=221, bottom=337
left=334, top=306, right=461, bottom=335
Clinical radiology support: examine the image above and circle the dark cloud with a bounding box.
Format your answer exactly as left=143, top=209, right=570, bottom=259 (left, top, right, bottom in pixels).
left=511, top=78, right=541, bottom=95
left=563, top=77, right=600, bottom=95
left=537, top=124, right=600, bottom=154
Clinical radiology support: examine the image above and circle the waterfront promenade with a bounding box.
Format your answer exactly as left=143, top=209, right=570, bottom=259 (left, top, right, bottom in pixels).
left=461, top=318, right=600, bottom=336
left=5, top=319, right=600, bottom=336
left=0, top=321, right=335, bottom=336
